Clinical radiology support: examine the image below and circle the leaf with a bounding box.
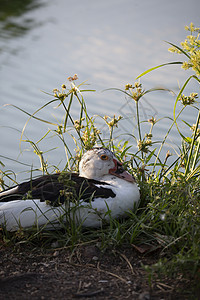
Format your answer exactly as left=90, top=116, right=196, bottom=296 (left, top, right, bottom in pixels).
left=136, top=62, right=183, bottom=79
left=145, top=148, right=157, bottom=164
left=166, top=41, right=191, bottom=59
left=132, top=243, right=160, bottom=254
left=0, top=160, right=5, bottom=167
left=182, top=120, right=192, bottom=128
left=186, top=165, right=200, bottom=180
left=4, top=103, right=58, bottom=126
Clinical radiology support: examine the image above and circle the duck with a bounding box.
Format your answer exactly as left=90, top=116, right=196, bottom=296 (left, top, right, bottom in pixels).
left=0, top=147, right=140, bottom=231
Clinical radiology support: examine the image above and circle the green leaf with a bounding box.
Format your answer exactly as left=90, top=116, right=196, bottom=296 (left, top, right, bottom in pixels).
left=166, top=41, right=191, bottom=59
left=186, top=165, right=200, bottom=180
left=136, top=62, right=183, bottom=79
left=145, top=148, right=157, bottom=164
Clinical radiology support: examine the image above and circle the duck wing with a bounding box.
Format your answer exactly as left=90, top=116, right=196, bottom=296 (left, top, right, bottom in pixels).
left=0, top=173, right=116, bottom=206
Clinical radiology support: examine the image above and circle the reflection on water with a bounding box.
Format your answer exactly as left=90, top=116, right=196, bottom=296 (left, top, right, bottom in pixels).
left=0, top=0, right=42, bottom=37
left=0, top=0, right=199, bottom=182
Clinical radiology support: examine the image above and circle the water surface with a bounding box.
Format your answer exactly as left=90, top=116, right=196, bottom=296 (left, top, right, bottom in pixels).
left=0, top=0, right=199, bottom=182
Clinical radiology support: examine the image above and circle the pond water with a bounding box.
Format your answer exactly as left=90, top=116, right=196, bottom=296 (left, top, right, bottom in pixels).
left=0, top=0, right=199, bottom=182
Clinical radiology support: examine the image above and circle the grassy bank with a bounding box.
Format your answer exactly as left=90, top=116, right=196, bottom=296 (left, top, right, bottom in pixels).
left=0, top=23, right=200, bottom=295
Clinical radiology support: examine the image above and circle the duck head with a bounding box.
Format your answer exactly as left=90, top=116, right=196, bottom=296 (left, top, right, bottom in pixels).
left=79, top=148, right=135, bottom=183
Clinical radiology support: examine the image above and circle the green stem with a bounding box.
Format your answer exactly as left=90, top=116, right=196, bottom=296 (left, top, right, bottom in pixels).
left=75, top=91, right=104, bottom=146
left=153, top=107, right=185, bottom=174
left=135, top=100, right=143, bottom=159
left=63, top=93, right=73, bottom=132
left=136, top=100, right=142, bottom=141
left=61, top=93, right=85, bottom=148
left=185, top=110, right=200, bottom=176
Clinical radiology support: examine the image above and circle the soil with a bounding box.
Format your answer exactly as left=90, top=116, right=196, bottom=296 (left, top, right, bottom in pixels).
left=0, top=241, right=198, bottom=300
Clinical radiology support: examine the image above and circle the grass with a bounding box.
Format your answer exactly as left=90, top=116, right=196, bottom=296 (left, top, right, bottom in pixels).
left=0, top=23, right=200, bottom=293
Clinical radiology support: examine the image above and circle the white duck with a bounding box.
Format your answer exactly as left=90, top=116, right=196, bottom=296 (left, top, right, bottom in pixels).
left=0, top=148, right=140, bottom=231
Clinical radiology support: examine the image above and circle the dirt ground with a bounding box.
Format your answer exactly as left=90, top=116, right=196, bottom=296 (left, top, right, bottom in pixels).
left=0, top=241, right=197, bottom=300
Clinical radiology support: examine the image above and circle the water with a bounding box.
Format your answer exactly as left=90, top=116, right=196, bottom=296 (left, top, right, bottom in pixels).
left=0, top=0, right=199, bottom=182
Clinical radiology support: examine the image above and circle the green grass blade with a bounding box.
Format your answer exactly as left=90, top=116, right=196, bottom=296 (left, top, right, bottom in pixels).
left=136, top=62, right=182, bottom=79
left=185, top=110, right=200, bottom=176
left=4, top=103, right=58, bottom=126
left=166, top=41, right=191, bottom=59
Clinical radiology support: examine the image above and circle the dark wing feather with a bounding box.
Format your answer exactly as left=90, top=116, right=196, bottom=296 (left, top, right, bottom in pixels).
left=0, top=173, right=116, bottom=206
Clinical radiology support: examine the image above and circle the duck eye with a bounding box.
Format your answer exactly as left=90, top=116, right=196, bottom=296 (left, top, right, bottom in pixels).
left=100, top=154, right=108, bottom=160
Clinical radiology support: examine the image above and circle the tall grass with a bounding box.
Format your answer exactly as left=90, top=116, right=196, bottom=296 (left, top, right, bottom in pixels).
left=0, top=24, right=200, bottom=287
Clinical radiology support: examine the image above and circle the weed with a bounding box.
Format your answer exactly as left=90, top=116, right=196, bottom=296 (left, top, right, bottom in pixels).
left=0, top=23, right=200, bottom=290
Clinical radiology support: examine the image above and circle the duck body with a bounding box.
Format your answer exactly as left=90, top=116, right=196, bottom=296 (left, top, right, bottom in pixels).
left=0, top=148, right=140, bottom=231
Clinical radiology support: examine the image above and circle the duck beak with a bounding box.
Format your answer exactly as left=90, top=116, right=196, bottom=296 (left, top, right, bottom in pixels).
left=109, top=159, right=136, bottom=183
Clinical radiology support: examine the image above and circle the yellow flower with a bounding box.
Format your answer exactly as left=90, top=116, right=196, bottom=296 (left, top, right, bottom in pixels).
left=148, top=117, right=156, bottom=125
left=169, top=24, right=200, bottom=77
left=125, top=83, right=133, bottom=90
left=182, top=61, right=190, bottom=70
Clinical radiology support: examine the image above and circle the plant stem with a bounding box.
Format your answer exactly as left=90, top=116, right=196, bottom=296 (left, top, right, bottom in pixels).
left=135, top=100, right=143, bottom=159
left=153, top=107, right=185, bottom=175
left=185, top=110, right=200, bottom=176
